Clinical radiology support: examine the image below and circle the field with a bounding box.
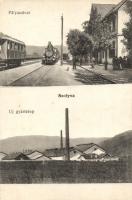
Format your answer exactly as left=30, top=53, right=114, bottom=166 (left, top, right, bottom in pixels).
left=0, top=159, right=132, bottom=183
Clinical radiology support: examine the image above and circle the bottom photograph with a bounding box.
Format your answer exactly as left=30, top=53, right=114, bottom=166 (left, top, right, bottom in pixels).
left=0, top=97, right=132, bottom=183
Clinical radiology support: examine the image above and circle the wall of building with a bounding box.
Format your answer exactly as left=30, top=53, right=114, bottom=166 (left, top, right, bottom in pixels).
left=70, top=153, right=81, bottom=161
left=100, top=3, right=130, bottom=64
left=117, top=3, right=129, bottom=57
left=118, top=35, right=128, bottom=57
left=101, top=49, right=114, bottom=64
left=35, top=156, right=50, bottom=161
left=50, top=156, right=64, bottom=160
left=118, top=3, right=129, bottom=35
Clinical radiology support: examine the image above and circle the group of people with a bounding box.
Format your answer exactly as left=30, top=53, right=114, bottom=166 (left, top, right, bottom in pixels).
left=112, top=56, right=129, bottom=70
left=72, top=55, right=130, bottom=70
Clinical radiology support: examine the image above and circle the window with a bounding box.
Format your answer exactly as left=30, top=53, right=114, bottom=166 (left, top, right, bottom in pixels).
left=12, top=42, right=14, bottom=50
left=18, top=44, right=21, bottom=51
left=9, top=42, right=14, bottom=50
left=112, top=41, right=115, bottom=49
left=21, top=45, right=24, bottom=52
left=109, top=41, right=116, bottom=58
left=23, top=45, right=25, bottom=51
left=15, top=43, right=18, bottom=50
left=110, top=22, right=113, bottom=32
left=112, top=18, right=116, bottom=32
left=7, top=42, right=10, bottom=50
left=10, top=42, right=12, bottom=49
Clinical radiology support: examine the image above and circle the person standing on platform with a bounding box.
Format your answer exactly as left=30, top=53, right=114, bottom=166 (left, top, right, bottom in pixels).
left=72, top=56, right=77, bottom=70
left=118, top=56, right=123, bottom=70
left=91, top=57, right=95, bottom=69
left=112, top=56, right=116, bottom=70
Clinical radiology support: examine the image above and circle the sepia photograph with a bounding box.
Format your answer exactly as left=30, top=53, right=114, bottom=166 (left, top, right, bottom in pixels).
left=0, top=86, right=132, bottom=183
left=0, top=0, right=132, bottom=199
left=0, top=0, right=132, bottom=86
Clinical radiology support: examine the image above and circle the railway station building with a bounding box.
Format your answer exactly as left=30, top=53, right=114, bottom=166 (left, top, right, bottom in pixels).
left=89, top=0, right=130, bottom=64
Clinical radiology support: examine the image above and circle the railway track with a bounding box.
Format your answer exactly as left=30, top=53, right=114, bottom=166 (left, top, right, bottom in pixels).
left=9, top=65, right=52, bottom=86
left=3, top=62, right=117, bottom=86
left=78, top=66, right=117, bottom=84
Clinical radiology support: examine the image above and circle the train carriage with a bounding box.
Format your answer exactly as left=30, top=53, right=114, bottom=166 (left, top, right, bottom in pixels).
left=0, top=33, right=26, bottom=67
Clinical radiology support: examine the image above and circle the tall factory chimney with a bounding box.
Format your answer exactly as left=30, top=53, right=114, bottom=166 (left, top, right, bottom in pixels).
left=65, top=108, right=70, bottom=161
left=60, top=130, right=63, bottom=149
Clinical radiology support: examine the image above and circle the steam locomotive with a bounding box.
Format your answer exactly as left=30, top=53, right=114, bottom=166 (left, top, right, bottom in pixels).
left=42, top=42, right=60, bottom=65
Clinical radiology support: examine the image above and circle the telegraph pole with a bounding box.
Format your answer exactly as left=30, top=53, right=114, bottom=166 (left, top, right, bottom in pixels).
left=65, top=108, right=70, bottom=161
left=60, top=14, right=63, bottom=66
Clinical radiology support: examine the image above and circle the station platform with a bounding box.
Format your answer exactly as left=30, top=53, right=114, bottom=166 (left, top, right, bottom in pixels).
left=83, top=64, right=132, bottom=84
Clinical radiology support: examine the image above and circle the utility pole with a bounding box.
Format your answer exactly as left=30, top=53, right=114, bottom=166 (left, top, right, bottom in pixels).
left=60, top=14, right=63, bottom=66
left=65, top=108, right=70, bottom=161
left=60, top=130, right=63, bottom=149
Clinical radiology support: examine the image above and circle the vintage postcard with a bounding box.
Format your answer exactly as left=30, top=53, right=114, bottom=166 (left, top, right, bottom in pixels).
left=0, top=85, right=132, bottom=184
left=0, top=0, right=132, bottom=86
left=0, top=0, right=132, bottom=199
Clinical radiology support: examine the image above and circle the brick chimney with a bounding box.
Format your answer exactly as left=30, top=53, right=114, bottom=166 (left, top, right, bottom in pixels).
left=65, top=108, right=70, bottom=161
left=60, top=130, right=63, bottom=149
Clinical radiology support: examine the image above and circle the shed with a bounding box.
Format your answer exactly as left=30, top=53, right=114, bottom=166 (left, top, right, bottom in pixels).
left=2, top=152, right=30, bottom=161
left=26, top=150, right=51, bottom=161
left=0, top=152, right=7, bottom=161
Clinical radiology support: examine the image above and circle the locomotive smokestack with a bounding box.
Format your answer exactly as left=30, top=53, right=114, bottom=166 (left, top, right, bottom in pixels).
left=60, top=130, right=63, bottom=149
left=65, top=108, right=70, bottom=161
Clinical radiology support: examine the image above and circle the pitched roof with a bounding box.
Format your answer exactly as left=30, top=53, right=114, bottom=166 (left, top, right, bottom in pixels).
left=0, top=32, right=25, bottom=45
left=103, top=0, right=128, bottom=19
left=44, top=148, right=65, bottom=157
left=27, top=151, right=43, bottom=159
left=75, top=143, right=96, bottom=152
left=74, top=143, right=106, bottom=153
left=0, top=152, right=7, bottom=159
left=44, top=147, right=74, bottom=157
left=26, top=150, right=50, bottom=160
left=2, top=152, right=29, bottom=160
left=91, top=4, right=115, bottom=18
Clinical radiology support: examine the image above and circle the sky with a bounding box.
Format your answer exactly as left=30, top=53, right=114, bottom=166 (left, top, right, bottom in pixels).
left=0, top=0, right=121, bottom=46
left=0, top=85, right=132, bottom=140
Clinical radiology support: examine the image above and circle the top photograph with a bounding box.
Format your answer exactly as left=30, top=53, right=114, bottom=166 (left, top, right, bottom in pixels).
left=0, top=0, right=132, bottom=86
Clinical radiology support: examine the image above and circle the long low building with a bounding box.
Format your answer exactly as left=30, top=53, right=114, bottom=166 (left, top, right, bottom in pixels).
left=43, top=143, right=119, bottom=162
left=2, top=152, right=30, bottom=161
left=26, top=150, right=51, bottom=161
left=1, top=143, right=119, bottom=162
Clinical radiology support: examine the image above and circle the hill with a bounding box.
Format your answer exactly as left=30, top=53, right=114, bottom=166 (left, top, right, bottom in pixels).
left=1, top=131, right=131, bottom=155
left=0, top=135, right=106, bottom=154
left=101, top=130, right=132, bottom=157
left=26, top=45, right=68, bottom=57
left=26, top=46, right=44, bottom=57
